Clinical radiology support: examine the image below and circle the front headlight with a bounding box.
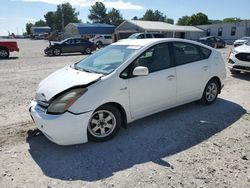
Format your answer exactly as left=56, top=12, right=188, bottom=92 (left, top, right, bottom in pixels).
left=47, top=88, right=87, bottom=114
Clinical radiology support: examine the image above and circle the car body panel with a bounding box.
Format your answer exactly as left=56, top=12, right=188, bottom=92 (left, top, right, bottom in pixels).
left=37, top=66, right=103, bottom=101
left=30, top=38, right=226, bottom=145
left=228, top=43, right=250, bottom=72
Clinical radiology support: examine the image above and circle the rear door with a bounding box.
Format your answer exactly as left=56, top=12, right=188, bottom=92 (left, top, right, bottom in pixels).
left=172, top=42, right=211, bottom=104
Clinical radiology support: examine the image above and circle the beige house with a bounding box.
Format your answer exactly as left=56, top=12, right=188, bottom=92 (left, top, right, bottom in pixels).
left=114, top=20, right=205, bottom=41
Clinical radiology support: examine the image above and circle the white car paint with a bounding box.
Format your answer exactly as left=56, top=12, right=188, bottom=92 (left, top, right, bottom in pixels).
left=30, top=38, right=226, bottom=145
left=233, top=37, right=250, bottom=47
left=228, top=41, right=250, bottom=73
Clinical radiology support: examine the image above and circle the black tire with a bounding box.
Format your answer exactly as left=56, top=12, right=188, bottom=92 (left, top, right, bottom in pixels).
left=85, top=47, right=92, bottom=54
left=0, top=48, right=9, bottom=59
left=87, top=104, right=121, bottom=142
left=200, top=79, right=220, bottom=105
left=52, top=48, right=61, bottom=56
left=230, top=70, right=240, bottom=74
left=96, top=41, right=103, bottom=48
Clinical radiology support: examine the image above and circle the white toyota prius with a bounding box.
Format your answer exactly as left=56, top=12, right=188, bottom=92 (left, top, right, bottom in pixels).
left=29, top=38, right=226, bottom=145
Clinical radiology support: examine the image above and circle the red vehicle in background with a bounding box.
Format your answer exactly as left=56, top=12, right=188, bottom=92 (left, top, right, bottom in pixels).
left=0, top=41, right=19, bottom=58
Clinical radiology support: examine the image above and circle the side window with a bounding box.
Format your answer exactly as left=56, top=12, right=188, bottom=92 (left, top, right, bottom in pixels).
left=207, top=29, right=211, bottom=36
left=65, top=39, right=74, bottom=44
left=199, top=46, right=212, bottom=59
left=75, top=39, right=82, bottom=44
left=104, top=36, right=112, bottom=39
left=132, top=43, right=171, bottom=73
left=138, top=34, right=145, bottom=39
left=145, top=34, right=153, bottom=38
left=231, top=27, right=236, bottom=36
left=218, top=27, right=223, bottom=36
left=173, top=42, right=203, bottom=66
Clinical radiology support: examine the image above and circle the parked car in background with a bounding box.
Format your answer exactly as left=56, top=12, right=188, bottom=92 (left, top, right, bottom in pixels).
left=128, top=33, right=166, bottom=39
left=44, top=38, right=96, bottom=56
left=228, top=40, right=250, bottom=74
left=233, top=36, right=250, bottom=47
left=89, top=34, right=112, bottom=48
left=198, top=36, right=226, bottom=48
left=0, top=41, right=19, bottom=58
left=30, top=38, right=226, bottom=145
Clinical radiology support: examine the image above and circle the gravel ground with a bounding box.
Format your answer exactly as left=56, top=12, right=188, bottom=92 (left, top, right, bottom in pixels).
left=0, top=39, right=249, bottom=188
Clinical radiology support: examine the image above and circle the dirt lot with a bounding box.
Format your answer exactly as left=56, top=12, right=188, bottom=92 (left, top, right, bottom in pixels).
left=0, top=39, right=249, bottom=188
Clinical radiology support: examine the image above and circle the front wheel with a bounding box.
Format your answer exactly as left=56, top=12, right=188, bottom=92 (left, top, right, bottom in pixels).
left=87, top=105, right=121, bottom=142
left=200, top=79, right=219, bottom=105
left=52, top=48, right=61, bottom=56
left=0, top=48, right=9, bottom=59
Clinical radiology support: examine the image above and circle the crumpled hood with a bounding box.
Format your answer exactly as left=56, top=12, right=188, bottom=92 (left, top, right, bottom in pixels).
left=235, top=44, right=250, bottom=53
left=36, top=66, right=103, bottom=101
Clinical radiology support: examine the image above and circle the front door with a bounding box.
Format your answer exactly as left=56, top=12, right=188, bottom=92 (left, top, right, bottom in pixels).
left=128, top=43, right=177, bottom=119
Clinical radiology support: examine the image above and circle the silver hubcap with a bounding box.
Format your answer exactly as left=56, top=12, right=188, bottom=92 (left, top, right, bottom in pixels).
left=54, top=49, right=60, bottom=55
left=0, top=50, right=8, bottom=57
left=88, top=110, right=116, bottom=138
left=206, top=82, right=218, bottom=102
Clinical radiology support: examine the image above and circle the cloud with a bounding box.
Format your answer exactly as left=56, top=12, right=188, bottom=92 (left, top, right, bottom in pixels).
left=0, top=17, right=6, bottom=20
left=21, top=0, right=144, bottom=10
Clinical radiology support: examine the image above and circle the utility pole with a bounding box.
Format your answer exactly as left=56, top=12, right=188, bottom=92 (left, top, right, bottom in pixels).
left=61, top=3, right=64, bottom=32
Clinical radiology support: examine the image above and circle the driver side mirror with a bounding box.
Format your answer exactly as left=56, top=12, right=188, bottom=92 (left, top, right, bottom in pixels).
left=132, top=66, right=149, bottom=76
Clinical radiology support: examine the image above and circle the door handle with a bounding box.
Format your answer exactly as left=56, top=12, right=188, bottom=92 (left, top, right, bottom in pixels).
left=202, top=66, right=208, bottom=71
left=167, top=75, right=175, bottom=80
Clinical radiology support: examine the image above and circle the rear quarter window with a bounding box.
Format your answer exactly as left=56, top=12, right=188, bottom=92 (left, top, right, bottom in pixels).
left=173, top=42, right=211, bottom=66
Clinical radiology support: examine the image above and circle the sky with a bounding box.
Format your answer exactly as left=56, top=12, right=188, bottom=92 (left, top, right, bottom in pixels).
left=0, top=0, right=250, bottom=36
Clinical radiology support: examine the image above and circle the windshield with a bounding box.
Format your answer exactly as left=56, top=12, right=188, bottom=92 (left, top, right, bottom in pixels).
left=128, top=34, right=139, bottom=39
left=245, top=40, right=250, bottom=46
left=74, top=45, right=141, bottom=74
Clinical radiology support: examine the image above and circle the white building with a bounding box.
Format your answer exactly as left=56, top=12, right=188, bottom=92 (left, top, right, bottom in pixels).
left=197, top=20, right=250, bottom=44
left=114, top=20, right=205, bottom=41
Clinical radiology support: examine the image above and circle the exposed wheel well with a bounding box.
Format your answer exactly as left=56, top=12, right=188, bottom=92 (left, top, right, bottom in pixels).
left=98, top=102, right=127, bottom=128
left=209, top=76, right=222, bottom=93
left=0, top=47, right=9, bottom=51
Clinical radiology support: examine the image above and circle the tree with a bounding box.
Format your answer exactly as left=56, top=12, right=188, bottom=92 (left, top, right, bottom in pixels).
left=107, top=8, right=123, bottom=26
left=44, top=11, right=56, bottom=29
left=88, top=2, right=108, bottom=23
left=177, top=15, right=189, bottom=25
left=166, top=18, right=174, bottom=24
left=26, top=23, right=33, bottom=35
left=132, top=16, right=138, bottom=20
left=177, top=13, right=209, bottom=26
left=140, top=9, right=173, bottom=23
left=223, top=17, right=241, bottom=23
left=34, top=19, right=47, bottom=26
left=142, top=9, right=156, bottom=21
left=43, top=3, right=80, bottom=31
left=187, top=12, right=209, bottom=25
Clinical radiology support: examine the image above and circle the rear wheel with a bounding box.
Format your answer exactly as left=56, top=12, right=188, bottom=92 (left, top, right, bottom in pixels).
left=0, top=48, right=9, bottom=59
left=200, top=79, right=219, bottom=105
left=96, top=41, right=103, bottom=48
left=52, top=48, right=61, bottom=56
left=87, top=105, right=121, bottom=142
left=85, top=47, right=92, bottom=54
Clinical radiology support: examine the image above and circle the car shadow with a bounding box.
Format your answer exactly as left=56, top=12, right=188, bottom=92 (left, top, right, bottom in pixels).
left=231, top=72, right=250, bottom=81
left=27, top=98, right=246, bottom=181
left=0, top=57, right=19, bottom=60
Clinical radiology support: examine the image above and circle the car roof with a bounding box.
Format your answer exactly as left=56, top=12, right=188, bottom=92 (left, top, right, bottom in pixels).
left=114, top=38, right=213, bottom=48
left=200, top=36, right=214, bottom=40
